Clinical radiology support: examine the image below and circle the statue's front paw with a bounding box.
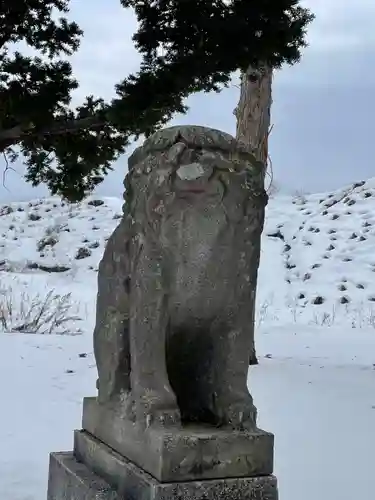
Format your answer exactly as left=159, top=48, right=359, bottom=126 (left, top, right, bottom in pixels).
left=146, top=407, right=181, bottom=428
left=137, top=388, right=181, bottom=427
left=215, top=395, right=257, bottom=430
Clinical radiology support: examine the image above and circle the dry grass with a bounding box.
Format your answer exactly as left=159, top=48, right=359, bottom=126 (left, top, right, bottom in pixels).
left=0, top=284, right=82, bottom=334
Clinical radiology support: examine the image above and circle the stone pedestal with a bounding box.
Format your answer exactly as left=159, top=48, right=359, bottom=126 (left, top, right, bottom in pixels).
left=48, top=438, right=278, bottom=500
left=48, top=450, right=278, bottom=500
left=81, top=397, right=274, bottom=482
left=47, top=397, right=278, bottom=500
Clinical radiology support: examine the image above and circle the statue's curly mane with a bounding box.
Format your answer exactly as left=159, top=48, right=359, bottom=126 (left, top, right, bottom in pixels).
left=122, top=152, right=175, bottom=248
left=118, top=126, right=267, bottom=274
left=123, top=144, right=264, bottom=245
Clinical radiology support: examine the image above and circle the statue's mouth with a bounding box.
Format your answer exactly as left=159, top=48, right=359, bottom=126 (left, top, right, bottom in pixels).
left=175, top=179, right=208, bottom=195
left=174, top=175, right=221, bottom=198
left=179, top=187, right=206, bottom=194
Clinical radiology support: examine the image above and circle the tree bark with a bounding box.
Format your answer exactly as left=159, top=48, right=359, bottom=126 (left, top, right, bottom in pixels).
left=234, top=65, right=272, bottom=365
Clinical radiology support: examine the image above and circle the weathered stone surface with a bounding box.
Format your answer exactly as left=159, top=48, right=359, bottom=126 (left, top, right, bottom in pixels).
left=48, top=450, right=278, bottom=500
left=93, top=124, right=268, bottom=429
left=79, top=401, right=274, bottom=482
left=47, top=452, right=117, bottom=500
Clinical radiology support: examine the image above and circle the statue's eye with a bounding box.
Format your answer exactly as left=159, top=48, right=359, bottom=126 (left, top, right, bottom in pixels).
left=156, top=169, right=171, bottom=185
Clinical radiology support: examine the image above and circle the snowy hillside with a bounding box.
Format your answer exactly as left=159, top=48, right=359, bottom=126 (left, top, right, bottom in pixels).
left=0, top=196, right=124, bottom=334
left=261, top=178, right=375, bottom=327
left=2, top=178, right=375, bottom=331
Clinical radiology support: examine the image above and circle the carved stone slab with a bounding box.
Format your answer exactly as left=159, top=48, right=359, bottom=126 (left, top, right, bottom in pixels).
left=81, top=397, right=274, bottom=483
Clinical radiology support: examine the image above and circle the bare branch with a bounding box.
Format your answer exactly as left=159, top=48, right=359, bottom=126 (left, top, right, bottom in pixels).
left=2, top=151, right=17, bottom=190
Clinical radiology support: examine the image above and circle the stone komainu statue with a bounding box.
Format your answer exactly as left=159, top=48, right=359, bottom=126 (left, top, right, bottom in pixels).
left=93, top=125, right=267, bottom=429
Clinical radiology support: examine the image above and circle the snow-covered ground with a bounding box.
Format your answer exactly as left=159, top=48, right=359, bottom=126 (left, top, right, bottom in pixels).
left=1, top=179, right=375, bottom=499
left=1, top=327, right=374, bottom=500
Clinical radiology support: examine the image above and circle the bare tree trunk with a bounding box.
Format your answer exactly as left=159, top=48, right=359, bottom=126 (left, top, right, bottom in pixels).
left=234, top=65, right=272, bottom=365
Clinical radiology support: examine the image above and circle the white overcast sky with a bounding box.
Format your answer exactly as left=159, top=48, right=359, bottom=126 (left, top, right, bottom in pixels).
left=1, top=0, right=374, bottom=202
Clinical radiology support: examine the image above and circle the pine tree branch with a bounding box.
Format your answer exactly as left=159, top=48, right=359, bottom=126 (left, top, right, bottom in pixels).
left=0, top=114, right=107, bottom=151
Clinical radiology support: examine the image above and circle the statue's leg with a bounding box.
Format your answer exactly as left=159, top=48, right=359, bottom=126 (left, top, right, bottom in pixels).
left=130, top=251, right=180, bottom=426
left=94, top=223, right=131, bottom=404
left=94, top=307, right=131, bottom=403
left=209, top=298, right=258, bottom=429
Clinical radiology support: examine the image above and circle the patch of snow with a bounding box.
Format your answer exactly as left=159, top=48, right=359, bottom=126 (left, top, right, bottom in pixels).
left=0, top=327, right=374, bottom=499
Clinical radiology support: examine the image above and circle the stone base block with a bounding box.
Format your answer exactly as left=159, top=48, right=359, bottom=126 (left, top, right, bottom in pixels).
left=47, top=452, right=117, bottom=500
left=82, top=397, right=274, bottom=482
left=47, top=444, right=278, bottom=500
